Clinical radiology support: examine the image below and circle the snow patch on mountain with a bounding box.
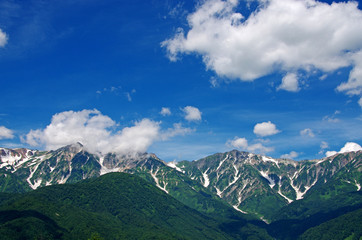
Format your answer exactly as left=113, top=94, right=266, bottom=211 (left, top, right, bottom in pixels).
left=202, top=168, right=210, bottom=187
left=262, top=156, right=279, bottom=168
left=289, top=176, right=318, bottom=200
left=215, top=186, right=223, bottom=198
left=217, top=154, right=228, bottom=171
left=233, top=205, right=248, bottom=214
left=355, top=180, right=361, bottom=191
left=167, top=161, right=185, bottom=173
left=151, top=168, right=168, bottom=194
left=259, top=171, right=275, bottom=188
left=222, top=163, right=240, bottom=192
left=27, top=162, right=42, bottom=190
left=316, top=158, right=328, bottom=165
left=277, top=178, right=293, bottom=203
left=99, top=156, right=121, bottom=175
left=58, top=163, right=72, bottom=184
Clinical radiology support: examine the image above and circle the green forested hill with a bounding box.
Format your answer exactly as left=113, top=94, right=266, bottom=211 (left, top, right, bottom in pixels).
left=299, top=208, right=362, bottom=240
left=267, top=191, right=362, bottom=239
left=0, top=172, right=271, bottom=240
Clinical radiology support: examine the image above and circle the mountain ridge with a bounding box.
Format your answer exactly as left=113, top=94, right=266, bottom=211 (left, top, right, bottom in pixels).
left=1, top=144, right=361, bottom=221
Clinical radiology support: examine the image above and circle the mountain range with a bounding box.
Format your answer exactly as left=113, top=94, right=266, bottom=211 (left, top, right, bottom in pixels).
left=0, top=143, right=361, bottom=239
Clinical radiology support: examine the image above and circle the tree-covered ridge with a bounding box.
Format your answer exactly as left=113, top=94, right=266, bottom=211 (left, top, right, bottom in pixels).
left=299, top=208, right=362, bottom=240
left=0, top=172, right=271, bottom=240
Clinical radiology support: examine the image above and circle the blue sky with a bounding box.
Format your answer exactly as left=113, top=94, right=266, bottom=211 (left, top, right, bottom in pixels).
left=1, top=0, right=362, bottom=161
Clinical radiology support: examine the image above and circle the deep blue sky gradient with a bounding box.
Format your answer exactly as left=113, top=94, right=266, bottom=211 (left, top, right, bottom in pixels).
left=0, top=0, right=361, bottom=161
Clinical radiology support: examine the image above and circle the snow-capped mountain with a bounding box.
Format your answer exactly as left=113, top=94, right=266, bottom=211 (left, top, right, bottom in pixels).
left=1, top=144, right=361, bottom=221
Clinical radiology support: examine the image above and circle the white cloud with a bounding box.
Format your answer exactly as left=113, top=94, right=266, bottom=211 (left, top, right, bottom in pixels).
left=325, top=142, right=362, bottom=157
left=339, top=142, right=362, bottom=153
left=320, top=141, right=328, bottom=149
left=253, top=121, right=280, bottom=137
left=300, top=128, right=315, bottom=137
left=359, top=97, right=362, bottom=108
left=226, top=137, right=273, bottom=153
left=0, top=29, right=8, bottom=47
left=277, top=73, right=300, bottom=92
left=160, top=107, right=171, bottom=116
left=0, top=126, right=14, bottom=140
left=227, top=137, right=248, bottom=149
left=182, top=106, right=202, bottom=121
left=161, top=123, right=194, bottom=140
left=23, top=109, right=191, bottom=155
left=325, top=151, right=338, bottom=157
left=280, top=151, right=298, bottom=159
left=163, top=0, right=362, bottom=104
left=337, top=51, right=362, bottom=105
left=319, top=141, right=329, bottom=155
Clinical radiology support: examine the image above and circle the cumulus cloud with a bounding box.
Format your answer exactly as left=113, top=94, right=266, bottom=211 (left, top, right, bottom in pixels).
left=162, top=0, right=362, bottom=104
left=0, top=126, right=14, bottom=140
left=326, top=142, right=362, bottom=157
left=160, top=107, right=171, bottom=116
left=0, top=29, right=8, bottom=47
left=300, top=128, right=315, bottom=137
left=23, top=109, right=191, bottom=155
left=226, top=137, right=273, bottom=153
left=253, top=121, right=280, bottom=137
left=339, top=142, right=362, bottom=153
left=277, top=73, right=300, bottom=92
left=337, top=51, right=362, bottom=106
left=182, top=106, right=202, bottom=121
left=280, top=151, right=298, bottom=159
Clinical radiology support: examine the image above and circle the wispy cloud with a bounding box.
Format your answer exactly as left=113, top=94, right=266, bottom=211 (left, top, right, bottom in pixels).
left=300, top=128, right=315, bottom=137
left=96, top=86, right=136, bottom=102
left=323, top=110, right=341, bottom=123
left=125, top=89, right=136, bottom=102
